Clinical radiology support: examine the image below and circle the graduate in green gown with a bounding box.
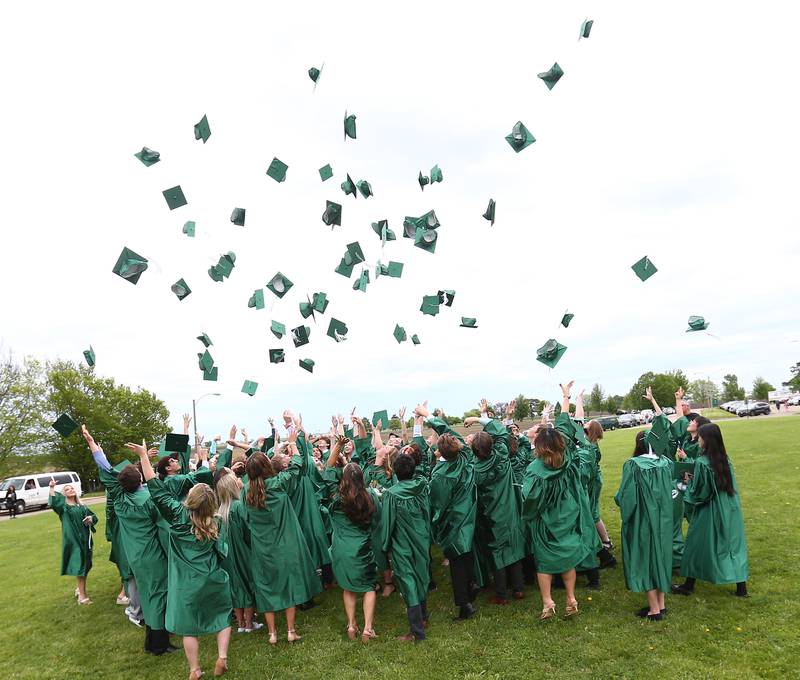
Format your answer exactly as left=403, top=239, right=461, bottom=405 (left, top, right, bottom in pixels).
left=322, top=436, right=381, bottom=642
left=244, top=425, right=321, bottom=645
left=380, top=453, right=432, bottom=641
left=129, top=442, right=232, bottom=680
left=673, top=423, right=749, bottom=597
left=522, top=381, right=594, bottom=620
left=47, top=478, right=97, bottom=604
left=614, top=430, right=673, bottom=620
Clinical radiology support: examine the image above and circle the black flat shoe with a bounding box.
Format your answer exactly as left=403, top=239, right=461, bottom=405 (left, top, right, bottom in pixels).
left=635, top=607, right=667, bottom=618
left=734, top=590, right=750, bottom=598
left=468, top=583, right=481, bottom=602
left=453, top=603, right=477, bottom=621
left=646, top=612, right=664, bottom=621
left=671, top=584, right=694, bottom=596
left=297, top=599, right=317, bottom=611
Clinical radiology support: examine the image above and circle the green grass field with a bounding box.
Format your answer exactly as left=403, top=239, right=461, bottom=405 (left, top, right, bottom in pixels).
left=699, top=408, right=739, bottom=420
left=2, top=416, right=799, bottom=679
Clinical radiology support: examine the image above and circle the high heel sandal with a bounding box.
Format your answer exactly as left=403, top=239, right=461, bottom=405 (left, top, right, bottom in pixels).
left=564, top=600, right=579, bottom=618
left=361, top=628, right=377, bottom=643
left=346, top=624, right=360, bottom=641
left=287, top=629, right=302, bottom=644
left=213, top=658, right=228, bottom=677
left=382, top=583, right=396, bottom=598
left=268, top=632, right=278, bottom=646
left=540, top=603, right=556, bottom=620
left=188, top=670, right=204, bottom=680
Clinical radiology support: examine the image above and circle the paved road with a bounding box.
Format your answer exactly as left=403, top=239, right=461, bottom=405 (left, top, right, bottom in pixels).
left=0, top=494, right=106, bottom=522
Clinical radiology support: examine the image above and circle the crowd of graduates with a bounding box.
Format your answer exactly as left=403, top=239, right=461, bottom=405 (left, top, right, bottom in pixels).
left=46, top=381, right=749, bottom=679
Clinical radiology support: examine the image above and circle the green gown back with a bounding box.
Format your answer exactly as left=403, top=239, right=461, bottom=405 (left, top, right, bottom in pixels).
left=219, top=499, right=255, bottom=609
left=429, top=448, right=477, bottom=559
left=48, top=493, right=97, bottom=577
left=291, top=434, right=332, bottom=569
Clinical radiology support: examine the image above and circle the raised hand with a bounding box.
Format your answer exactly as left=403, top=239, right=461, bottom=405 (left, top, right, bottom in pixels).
left=644, top=386, right=654, bottom=402
left=229, top=424, right=237, bottom=441
left=80, top=425, right=98, bottom=452
left=414, top=401, right=430, bottom=418
left=506, top=400, right=516, bottom=417
left=183, top=413, right=192, bottom=434
left=125, top=441, right=148, bottom=458
left=288, top=427, right=298, bottom=444
left=560, top=381, right=574, bottom=397
left=675, top=386, right=685, bottom=401
left=398, top=406, right=406, bottom=420
left=49, top=477, right=56, bottom=489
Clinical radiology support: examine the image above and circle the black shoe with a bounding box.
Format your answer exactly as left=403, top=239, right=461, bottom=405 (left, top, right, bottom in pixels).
left=453, top=603, right=477, bottom=621
left=635, top=607, right=667, bottom=618
left=297, top=599, right=317, bottom=611
left=646, top=612, right=665, bottom=621
left=428, top=581, right=438, bottom=592
left=734, top=590, right=750, bottom=598
left=598, top=548, right=618, bottom=569
left=468, top=583, right=481, bottom=602
left=671, top=584, right=693, bottom=596
left=164, top=645, right=178, bottom=653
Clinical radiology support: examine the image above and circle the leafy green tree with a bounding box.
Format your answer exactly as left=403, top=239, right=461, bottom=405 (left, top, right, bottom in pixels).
left=444, top=415, right=463, bottom=426
left=604, top=395, right=620, bottom=414
left=625, top=371, right=687, bottom=410
left=588, top=384, right=605, bottom=414
left=46, top=361, right=170, bottom=488
left=388, top=417, right=402, bottom=430
left=513, top=394, right=530, bottom=421
left=784, top=362, right=800, bottom=390
left=463, top=408, right=481, bottom=419
left=721, top=374, right=746, bottom=401
left=688, top=379, right=719, bottom=407
left=751, top=377, right=775, bottom=400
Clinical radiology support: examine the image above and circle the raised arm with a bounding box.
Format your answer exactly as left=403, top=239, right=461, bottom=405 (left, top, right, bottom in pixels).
left=126, top=441, right=157, bottom=482
left=575, top=389, right=585, bottom=421
left=560, top=381, right=574, bottom=415
left=371, top=418, right=384, bottom=450
left=675, top=386, right=686, bottom=417
left=644, top=386, right=662, bottom=415
left=183, top=413, right=191, bottom=436
left=398, top=407, right=409, bottom=443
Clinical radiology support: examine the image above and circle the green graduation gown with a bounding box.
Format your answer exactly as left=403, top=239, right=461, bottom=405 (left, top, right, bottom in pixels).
left=681, top=456, right=749, bottom=584
left=614, top=454, right=673, bottom=592
left=510, top=436, right=532, bottom=487
left=649, top=414, right=686, bottom=568
left=587, top=442, right=603, bottom=523
left=219, top=500, right=255, bottom=609
left=429, top=448, right=477, bottom=559
left=147, top=478, right=232, bottom=636
left=289, top=433, right=332, bottom=569
left=244, top=455, right=322, bottom=612
left=322, top=467, right=381, bottom=592
left=380, top=477, right=431, bottom=607
left=104, top=491, right=132, bottom=582
left=48, top=493, right=97, bottom=576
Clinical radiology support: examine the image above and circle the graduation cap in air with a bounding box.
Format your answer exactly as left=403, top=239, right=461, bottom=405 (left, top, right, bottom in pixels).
left=536, top=339, right=567, bottom=368
left=182, top=221, right=196, bottom=237
left=299, top=298, right=315, bottom=319
left=343, top=111, right=357, bottom=140
left=208, top=252, right=236, bottom=282
left=319, top=164, right=333, bottom=181
left=352, top=269, right=369, bottom=293
left=164, top=433, right=190, bottom=454
left=372, top=410, right=389, bottom=428
left=201, top=359, right=218, bottom=381
left=357, top=179, right=373, bottom=198
left=322, top=200, right=342, bottom=227
left=420, top=295, right=440, bottom=316
left=267, top=272, right=293, bottom=298
left=418, top=172, right=430, bottom=191
left=372, top=220, right=396, bottom=243
left=327, top=318, right=348, bottom=342
left=52, top=413, right=79, bottom=438
left=341, top=174, right=358, bottom=199
left=414, top=227, right=438, bottom=253
left=537, top=62, right=564, bottom=90
left=299, top=358, right=315, bottom=373
left=197, top=332, right=213, bottom=347
left=505, top=121, right=536, bottom=153
left=112, top=247, right=148, bottom=285
left=404, top=210, right=440, bottom=236
left=248, top=289, right=265, bottom=310
left=631, top=256, right=657, bottom=282
left=83, top=346, right=95, bottom=368
left=198, top=350, right=215, bottom=373
left=266, top=157, right=288, bottom=183
left=438, top=290, right=455, bottom=307
left=194, top=114, right=211, bottom=143
left=580, top=18, right=594, bottom=39
left=483, top=199, right=496, bottom=225
left=411, top=334, right=421, bottom=345
left=430, top=165, right=443, bottom=184
left=171, top=278, right=192, bottom=301
left=230, top=208, right=246, bottom=226
left=312, top=292, right=329, bottom=314
left=291, top=325, right=311, bottom=348
left=269, top=349, right=285, bottom=364
left=460, top=317, right=478, bottom=328
left=393, top=325, right=407, bottom=343
left=561, top=312, right=574, bottom=328
left=163, top=185, right=187, bottom=210
left=686, top=315, right=710, bottom=332
left=376, top=261, right=404, bottom=279
left=271, top=320, right=286, bottom=339
left=134, top=147, right=160, bottom=167
left=335, top=242, right=366, bottom=277
left=241, top=380, right=258, bottom=397
left=308, top=66, right=321, bottom=83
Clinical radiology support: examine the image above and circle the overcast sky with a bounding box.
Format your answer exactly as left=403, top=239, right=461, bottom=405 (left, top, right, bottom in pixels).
left=1, top=1, right=798, bottom=437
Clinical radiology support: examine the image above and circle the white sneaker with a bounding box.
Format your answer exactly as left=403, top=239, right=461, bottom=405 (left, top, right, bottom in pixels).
left=237, top=627, right=247, bottom=633
left=250, top=622, right=264, bottom=631
left=128, top=614, right=144, bottom=628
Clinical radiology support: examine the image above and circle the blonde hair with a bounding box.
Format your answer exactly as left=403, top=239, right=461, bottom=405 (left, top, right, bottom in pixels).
left=184, top=483, right=219, bottom=541
left=215, top=473, right=240, bottom=526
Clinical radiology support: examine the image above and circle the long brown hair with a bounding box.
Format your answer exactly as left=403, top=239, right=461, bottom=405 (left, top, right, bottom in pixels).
left=585, top=420, right=604, bottom=443
left=471, top=431, right=494, bottom=460
left=534, top=428, right=565, bottom=469
left=437, top=433, right=462, bottom=461
left=184, top=483, right=219, bottom=541
left=245, top=452, right=276, bottom=509
left=339, top=463, right=375, bottom=527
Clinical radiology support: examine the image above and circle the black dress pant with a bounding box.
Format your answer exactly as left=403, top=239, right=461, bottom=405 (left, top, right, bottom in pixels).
left=144, top=625, right=170, bottom=654
left=449, top=551, right=475, bottom=607
left=494, top=560, right=524, bottom=599
left=406, top=600, right=428, bottom=640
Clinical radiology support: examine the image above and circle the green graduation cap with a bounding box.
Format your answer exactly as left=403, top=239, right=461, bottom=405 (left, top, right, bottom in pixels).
left=299, top=358, right=314, bottom=373
left=208, top=252, right=236, bottom=282
left=536, top=339, right=567, bottom=368
left=163, top=185, right=187, bottom=210
left=203, top=365, right=218, bottom=381
left=438, top=290, right=455, bottom=307
left=319, top=164, right=333, bottom=181
left=460, top=317, right=478, bottom=328
left=414, top=227, right=438, bottom=253
left=346, top=242, right=365, bottom=264
left=291, top=325, right=311, bottom=348
left=357, top=179, right=373, bottom=198
left=686, top=315, right=710, bottom=332
left=270, top=320, right=285, bottom=339
left=341, top=174, right=357, bottom=199
left=505, top=121, right=536, bottom=153
left=194, top=114, right=211, bottom=143
left=372, top=219, right=396, bottom=243
left=134, top=146, right=160, bottom=167
left=171, top=278, right=192, bottom=301
left=386, top=261, right=403, bottom=278
left=537, top=62, right=564, bottom=90
left=230, top=208, right=246, bottom=226
left=312, top=292, right=329, bottom=314
left=420, top=295, right=440, bottom=316
left=580, top=18, right=594, bottom=39
left=266, top=157, right=288, bottom=183
left=404, top=210, right=440, bottom=238
left=430, top=165, right=443, bottom=184
left=112, top=246, right=148, bottom=285
left=418, top=172, right=430, bottom=191
left=631, top=256, right=658, bottom=282
left=198, top=350, right=214, bottom=372
left=52, top=413, right=78, bottom=438
left=372, top=410, right=389, bottom=428
left=393, top=324, right=407, bottom=343
left=182, top=221, right=196, bottom=237
left=322, top=200, right=342, bottom=227
left=299, top=298, right=315, bottom=319
left=344, top=111, right=357, bottom=140
left=335, top=258, right=355, bottom=278
left=483, top=199, right=496, bottom=225
left=197, top=332, right=213, bottom=347
left=352, top=269, right=369, bottom=293
left=111, top=459, right=133, bottom=474
left=269, top=349, right=285, bottom=364
left=561, top=312, right=574, bottom=328
left=241, top=380, right=258, bottom=397
left=411, top=334, right=421, bottom=345
left=83, top=345, right=95, bottom=368
left=266, top=272, right=293, bottom=298
left=248, top=289, right=265, bottom=310
left=308, top=66, right=321, bottom=83
left=327, top=318, right=348, bottom=342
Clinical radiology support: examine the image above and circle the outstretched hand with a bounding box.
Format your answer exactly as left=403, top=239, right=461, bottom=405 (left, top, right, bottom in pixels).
left=675, top=386, right=685, bottom=401
left=644, top=386, right=654, bottom=402
left=560, top=381, right=574, bottom=398
left=125, top=441, right=148, bottom=458
left=80, top=425, right=98, bottom=451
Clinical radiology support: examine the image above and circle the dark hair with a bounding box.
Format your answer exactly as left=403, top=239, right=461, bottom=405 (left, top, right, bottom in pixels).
left=245, top=452, right=275, bottom=509
left=632, top=430, right=649, bottom=457
left=697, top=424, right=735, bottom=495
left=471, top=431, right=494, bottom=460
left=533, top=428, right=565, bottom=469
left=315, top=436, right=331, bottom=448
left=437, top=433, right=462, bottom=461
left=402, top=442, right=422, bottom=467
left=394, top=454, right=416, bottom=480
left=156, top=456, right=177, bottom=481
left=508, top=435, right=518, bottom=458
left=388, top=431, right=401, bottom=439
left=339, top=463, right=375, bottom=527
left=118, top=464, right=142, bottom=492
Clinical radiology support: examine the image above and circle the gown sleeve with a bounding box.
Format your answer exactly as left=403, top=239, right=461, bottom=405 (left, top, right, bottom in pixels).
left=683, top=460, right=715, bottom=507
left=146, top=477, right=186, bottom=528
left=216, top=446, right=233, bottom=471
left=379, top=492, right=396, bottom=554
left=614, top=460, right=637, bottom=522
left=48, top=492, right=66, bottom=517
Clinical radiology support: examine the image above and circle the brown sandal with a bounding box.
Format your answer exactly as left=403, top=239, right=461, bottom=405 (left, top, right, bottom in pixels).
left=361, top=628, right=377, bottom=643
left=346, top=624, right=360, bottom=641
left=564, top=600, right=579, bottom=618
left=213, top=658, right=228, bottom=676
left=540, top=604, right=556, bottom=620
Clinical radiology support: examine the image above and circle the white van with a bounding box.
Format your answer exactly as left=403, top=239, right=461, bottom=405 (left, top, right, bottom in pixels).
left=0, top=471, right=83, bottom=515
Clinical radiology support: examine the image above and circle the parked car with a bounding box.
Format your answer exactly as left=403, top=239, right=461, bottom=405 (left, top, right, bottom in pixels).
left=0, top=471, right=82, bottom=515
left=617, top=414, right=639, bottom=428
left=596, top=416, right=619, bottom=431
left=736, top=401, right=771, bottom=417
left=788, top=395, right=800, bottom=406
left=639, top=409, right=654, bottom=423
left=662, top=406, right=676, bottom=416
